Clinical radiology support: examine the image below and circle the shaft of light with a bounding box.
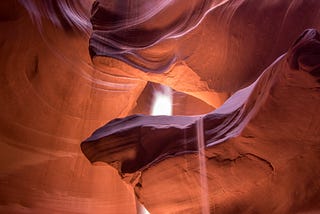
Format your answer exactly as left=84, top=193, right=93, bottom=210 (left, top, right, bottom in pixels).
left=151, top=85, right=173, bottom=116
left=197, top=117, right=210, bottom=214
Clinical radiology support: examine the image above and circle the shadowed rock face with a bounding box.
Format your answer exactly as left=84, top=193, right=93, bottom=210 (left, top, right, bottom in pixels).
left=89, top=0, right=320, bottom=92
left=0, top=1, right=140, bottom=213
left=82, top=29, right=320, bottom=213
left=1, top=0, right=320, bottom=213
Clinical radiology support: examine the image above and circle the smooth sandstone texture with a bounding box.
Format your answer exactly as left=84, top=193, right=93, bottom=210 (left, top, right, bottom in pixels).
left=1, top=0, right=320, bottom=213
left=82, top=29, right=320, bottom=213
left=1, top=1, right=140, bottom=213
left=89, top=0, right=320, bottom=92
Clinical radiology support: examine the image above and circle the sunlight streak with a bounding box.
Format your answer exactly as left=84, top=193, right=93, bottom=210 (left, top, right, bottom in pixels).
left=151, top=85, right=173, bottom=116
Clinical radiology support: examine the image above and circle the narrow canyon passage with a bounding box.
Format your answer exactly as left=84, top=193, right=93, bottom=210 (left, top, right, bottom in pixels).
left=1, top=0, right=320, bottom=213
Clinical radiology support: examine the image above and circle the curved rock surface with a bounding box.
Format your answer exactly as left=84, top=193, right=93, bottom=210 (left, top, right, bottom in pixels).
left=82, top=29, right=320, bottom=213
left=0, top=0, right=320, bottom=213
left=1, top=1, right=140, bottom=213
left=90, top=0, right=320, bottom=92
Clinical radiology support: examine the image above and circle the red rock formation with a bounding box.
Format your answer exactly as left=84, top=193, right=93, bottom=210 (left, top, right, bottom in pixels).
left=82, top=29, right=320, bottom=213
left=1, top=0, right=320, bottom=213
left=0, top=1, right=139, bottom=213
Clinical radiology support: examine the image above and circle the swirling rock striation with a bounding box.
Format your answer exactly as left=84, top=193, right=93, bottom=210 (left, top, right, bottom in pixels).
left=82, top=29, right=320, bottom=213
left=1, top=0, right=320, bottom=213
left=89, top=0, right=320, bottom=93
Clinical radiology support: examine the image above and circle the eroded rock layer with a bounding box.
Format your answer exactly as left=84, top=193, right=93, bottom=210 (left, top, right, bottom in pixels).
left=89, top=0, right=320, bottom=92
left=1, top=0, right=320, bottom=213
left=82, top=29, right=320, bottom=213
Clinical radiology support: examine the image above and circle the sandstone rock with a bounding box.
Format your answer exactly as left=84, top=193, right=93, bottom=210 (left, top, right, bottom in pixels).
left=82, top=29, right=320, bottom=213
left=1, top=0, right=320, bottom=213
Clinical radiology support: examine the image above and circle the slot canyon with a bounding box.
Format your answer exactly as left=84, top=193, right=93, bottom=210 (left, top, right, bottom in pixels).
left=1, top=0, right=320, bottom=213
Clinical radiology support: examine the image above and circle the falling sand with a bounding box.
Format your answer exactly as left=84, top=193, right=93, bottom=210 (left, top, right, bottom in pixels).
left=196, top=117, right=210, bottom=214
